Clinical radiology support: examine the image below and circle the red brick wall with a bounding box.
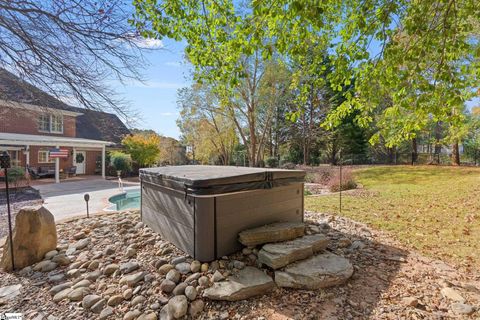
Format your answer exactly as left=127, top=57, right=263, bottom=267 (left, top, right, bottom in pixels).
left=7, top=147, right=103, bottom=176
left=28, top=146, right=74, bottom=172
left=0, top=105, right=76, bottom=137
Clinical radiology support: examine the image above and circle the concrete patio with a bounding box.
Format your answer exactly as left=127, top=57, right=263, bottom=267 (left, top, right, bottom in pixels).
left=32, top=177, right=139, bottom=221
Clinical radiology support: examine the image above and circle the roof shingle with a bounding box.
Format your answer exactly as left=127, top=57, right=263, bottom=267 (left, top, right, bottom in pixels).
left=0, top=68, right=130, bottom=144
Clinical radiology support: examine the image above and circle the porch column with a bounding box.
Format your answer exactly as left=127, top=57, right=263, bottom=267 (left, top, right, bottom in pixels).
left=25, top=145, right=30, bottom=169
left=55, top=145, right=60, bottom=183
left=73, top=147, right=77, bottom=167
left=102, top=145, right=106, bottom=179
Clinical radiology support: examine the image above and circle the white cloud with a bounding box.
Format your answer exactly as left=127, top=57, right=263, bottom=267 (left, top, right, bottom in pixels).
left=135, top=38, right=163, bottom=49
left=127, top=34, right=163, bottom=49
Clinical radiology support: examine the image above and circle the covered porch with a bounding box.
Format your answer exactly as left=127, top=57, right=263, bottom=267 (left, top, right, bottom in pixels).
left=0, top=132, right=112, bottom=183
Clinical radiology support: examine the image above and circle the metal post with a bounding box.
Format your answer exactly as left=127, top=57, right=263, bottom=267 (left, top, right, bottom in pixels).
left=55, top=145, right=60, bottom=183
left=339, top=150, right=342, bottom=214
left=1, top=151, right=15, bottom=270
left=5, top=168, right=14, bottom=270
left=101, top=145, right=106, bottom=179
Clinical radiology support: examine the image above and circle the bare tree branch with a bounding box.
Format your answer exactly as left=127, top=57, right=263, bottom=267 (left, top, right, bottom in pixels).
left=0, top=0, right=156, bottom=122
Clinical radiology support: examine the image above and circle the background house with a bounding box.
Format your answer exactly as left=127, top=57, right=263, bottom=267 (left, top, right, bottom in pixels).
left=0, top=69, right=130, bottom=182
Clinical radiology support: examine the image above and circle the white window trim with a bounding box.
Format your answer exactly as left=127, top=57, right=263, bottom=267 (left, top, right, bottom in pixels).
left=38, top=114, right=64, bottom=134
left=50, top=114, right=64, bottom=134
left=38, top=150, right=55, bottom=163
left=38, top=114, right=50, bottom=133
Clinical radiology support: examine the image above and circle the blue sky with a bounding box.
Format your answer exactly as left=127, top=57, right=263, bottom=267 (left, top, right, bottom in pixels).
left=113, top=39, right=191, bottom=139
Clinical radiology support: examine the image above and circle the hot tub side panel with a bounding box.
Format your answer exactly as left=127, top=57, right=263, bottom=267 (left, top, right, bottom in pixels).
left=141, top=182, right=196, bottom=257
left=214, top=183, right=304, bottom=257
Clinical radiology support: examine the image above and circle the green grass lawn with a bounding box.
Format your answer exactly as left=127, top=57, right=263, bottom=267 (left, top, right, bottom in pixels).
left=305, top=165, right=480, bottom=269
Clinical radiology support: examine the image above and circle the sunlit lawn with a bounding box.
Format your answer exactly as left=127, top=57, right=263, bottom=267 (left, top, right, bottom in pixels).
left=305, top=165, right=480, bottom=269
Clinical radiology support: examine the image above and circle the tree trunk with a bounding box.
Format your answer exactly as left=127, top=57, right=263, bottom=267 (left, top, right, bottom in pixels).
left=248, top=112, right=257, bottom=167
left=411, top=138, right=418, bottom=165
left=452, top=141, right=460, bottom=166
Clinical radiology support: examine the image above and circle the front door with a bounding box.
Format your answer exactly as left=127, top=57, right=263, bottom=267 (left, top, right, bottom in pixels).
left=74, top=151, right=86, bottom=174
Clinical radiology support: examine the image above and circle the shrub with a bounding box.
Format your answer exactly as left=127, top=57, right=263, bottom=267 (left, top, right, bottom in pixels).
left=298, top=165, right=335, bottom=185
left=122, top=134, right=160, bottom=167
left=304, top=189, right=313, bottom=196
left=265, top=157, right=279, bottom=168
left=327, top=167, right=357, bottom=192
left=110, top=151, right=132, bottom=175
left=6, top=167, right=28, bottom=189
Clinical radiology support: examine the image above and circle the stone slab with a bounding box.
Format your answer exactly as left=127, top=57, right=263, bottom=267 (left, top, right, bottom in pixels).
left=258, top=234, right=329, bottom=269
left=275, top=252, right=353, bottom=289
left=238, top=222, right=305, bottom=247
left=203, top=267, right=275, bottom=301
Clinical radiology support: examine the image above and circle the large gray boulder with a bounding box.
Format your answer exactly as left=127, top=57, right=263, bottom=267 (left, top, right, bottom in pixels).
left=1, top=206, right=57, bottom=271
left=275, top=252, right=353, bottom=289
left=238, top=222, right=305, bottom=247
left=203, top=267, right=275, bottom=301
left=258, top=234, right=329, bottom=269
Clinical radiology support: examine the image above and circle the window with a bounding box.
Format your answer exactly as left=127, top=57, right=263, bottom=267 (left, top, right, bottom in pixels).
left=38, top=114, right=63, bottom=133
left=51, top=115, right=63, bottom=133
left=9, top=150, right=21, bottom=167
left=38, top=150, right=54, bottom=163
left=38, top=114, right=50, bottom=132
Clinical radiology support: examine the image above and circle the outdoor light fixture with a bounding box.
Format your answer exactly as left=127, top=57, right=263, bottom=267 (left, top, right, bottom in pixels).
left=84, top=193, right=90, bottom=218
left=0, top=151, right=15, bottom=270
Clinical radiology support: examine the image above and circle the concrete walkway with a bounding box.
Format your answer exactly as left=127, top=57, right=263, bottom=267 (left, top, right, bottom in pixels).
left=32, top=178, right=139, bottom=221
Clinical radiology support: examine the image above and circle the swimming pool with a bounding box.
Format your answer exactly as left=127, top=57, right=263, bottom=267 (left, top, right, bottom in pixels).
left=108, top=188, right=140, bottom=211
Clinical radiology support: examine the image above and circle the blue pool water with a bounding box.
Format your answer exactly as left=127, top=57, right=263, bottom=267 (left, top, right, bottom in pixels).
left=108, top=188, right=140, bottom=210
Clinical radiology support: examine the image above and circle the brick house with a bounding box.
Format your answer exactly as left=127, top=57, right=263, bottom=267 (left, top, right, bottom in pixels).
left=0, top=69, right=131, bottom=182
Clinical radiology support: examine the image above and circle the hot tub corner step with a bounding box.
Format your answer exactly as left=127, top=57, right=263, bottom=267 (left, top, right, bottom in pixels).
left=258, top=233, right=329, bottom=269
left=274, top=252, right=354, bottom=290
left=238, top=222, right=305, bottom=247
left=203, top=266, right=275, bottom=301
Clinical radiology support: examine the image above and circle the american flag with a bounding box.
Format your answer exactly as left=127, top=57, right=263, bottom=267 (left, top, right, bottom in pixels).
left=49, top=148, right=69, bottom=158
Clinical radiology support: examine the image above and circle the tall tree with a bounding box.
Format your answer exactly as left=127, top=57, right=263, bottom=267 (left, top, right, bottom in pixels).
left=133, top=0, right=480, bottom=150
left=177, top=84, right=238, bottom=165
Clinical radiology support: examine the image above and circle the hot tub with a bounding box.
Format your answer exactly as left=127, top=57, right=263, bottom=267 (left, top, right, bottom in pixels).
left=140, top=165, right=306, bottom=261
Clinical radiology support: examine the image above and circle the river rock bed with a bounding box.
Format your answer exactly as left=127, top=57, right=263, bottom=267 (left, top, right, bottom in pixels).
left=0, top=210, right=479, bottom=319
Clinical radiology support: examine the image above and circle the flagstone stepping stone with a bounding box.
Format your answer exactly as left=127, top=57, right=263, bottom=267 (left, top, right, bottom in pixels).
left=451, top=302, right=474, bottom=315
left=275, top=252, right=353, bottom=289
left=203, top=267, right=275, bottom=301
left=258, top=234, right=329, bottom=269
left=238, top=222, right=305, bottom=246
left=441, top=287, right=465, bottom=303
left=0, top=284, right=22, bottom=300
